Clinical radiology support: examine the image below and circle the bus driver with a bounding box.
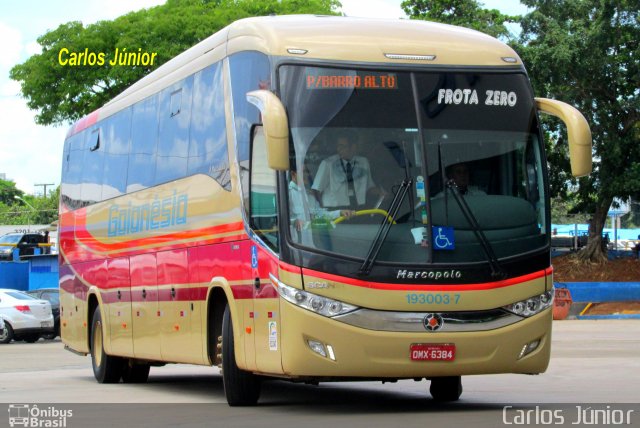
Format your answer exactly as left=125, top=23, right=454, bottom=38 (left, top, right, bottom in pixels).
left=289, top=166, right=354, bottom=232
left=311, top=133, right=382, bottom=210
left=438, top=162, right=486, bottom=197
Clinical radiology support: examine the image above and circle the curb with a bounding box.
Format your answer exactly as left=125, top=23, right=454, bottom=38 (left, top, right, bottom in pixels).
left=553, top=282, right=640, bottom=303
left=577, top=314, right=640, bottom=320
left=553, top=282, right=640, bottom=319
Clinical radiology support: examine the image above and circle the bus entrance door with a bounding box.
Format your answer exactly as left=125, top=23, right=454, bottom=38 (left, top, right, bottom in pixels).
left=252, top=245, right=283, bottom=374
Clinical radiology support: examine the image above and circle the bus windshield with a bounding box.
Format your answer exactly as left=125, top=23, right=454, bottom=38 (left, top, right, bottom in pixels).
left=279, top=65, right=547, bottom=265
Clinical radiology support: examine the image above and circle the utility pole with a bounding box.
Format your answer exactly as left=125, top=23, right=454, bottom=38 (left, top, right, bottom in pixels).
left=34, top=183, right=55, bottom=196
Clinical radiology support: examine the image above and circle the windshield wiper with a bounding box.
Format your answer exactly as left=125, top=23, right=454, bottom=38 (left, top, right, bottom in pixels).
left=446, top=180, right=506, bottom=279
left=358, top=178, right=412, bottom=276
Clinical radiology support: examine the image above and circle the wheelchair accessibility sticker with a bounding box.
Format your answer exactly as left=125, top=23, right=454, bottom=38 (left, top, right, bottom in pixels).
left=251, top=246, right=259, bottom=269
left=433, top=226, right=455, bottom=250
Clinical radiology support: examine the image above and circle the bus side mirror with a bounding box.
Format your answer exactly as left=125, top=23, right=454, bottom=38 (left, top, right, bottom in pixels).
left=535, top=98, right=592, bottom=177
left=246, top=90, right=290, bottom=171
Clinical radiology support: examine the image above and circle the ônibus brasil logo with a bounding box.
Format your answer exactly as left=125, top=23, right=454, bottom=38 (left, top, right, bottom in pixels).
left=8, top=404, right=73, bottom=427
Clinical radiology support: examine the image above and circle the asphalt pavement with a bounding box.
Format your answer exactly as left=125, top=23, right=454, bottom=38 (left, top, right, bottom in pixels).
left=0, top=320, right=639, bottom=428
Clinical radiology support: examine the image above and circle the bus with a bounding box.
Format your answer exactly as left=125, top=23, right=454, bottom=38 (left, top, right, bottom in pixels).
left=59, top=15, right=592, bottom=405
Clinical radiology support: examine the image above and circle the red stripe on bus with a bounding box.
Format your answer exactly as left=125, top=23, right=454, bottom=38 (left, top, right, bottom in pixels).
left=301, top=268, right=548, bottom=291
left=62, top=232, right=249, bottom=265
left=100, top=286, right=210, bottom=304
left=231, top=285, right=254, bottom=299
left=73, top=214, right=245, bottom=253
left=278, top=261, right=302, bottom=274
left=68, top=282, right=267, bottom=304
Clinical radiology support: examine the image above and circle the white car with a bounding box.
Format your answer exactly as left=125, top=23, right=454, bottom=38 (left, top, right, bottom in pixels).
left=0, top=289, right=54, bottom=344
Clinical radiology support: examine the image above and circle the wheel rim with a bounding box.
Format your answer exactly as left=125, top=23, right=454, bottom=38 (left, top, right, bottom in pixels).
left=93, top=320, right=103, bottom=367
left=0, top=328, right=7, bottom=342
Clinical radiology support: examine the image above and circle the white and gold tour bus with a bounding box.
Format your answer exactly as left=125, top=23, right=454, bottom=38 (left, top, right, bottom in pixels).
left=59, top=15, right=591, bottom=405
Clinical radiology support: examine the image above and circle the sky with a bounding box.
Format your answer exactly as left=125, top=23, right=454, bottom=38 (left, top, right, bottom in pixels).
left=0, top=0, right=529, bottom=195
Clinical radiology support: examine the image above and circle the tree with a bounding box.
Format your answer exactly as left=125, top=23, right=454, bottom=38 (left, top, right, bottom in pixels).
left=0, top=187, right=59, bottom=226
left=0, top=179, right=25, bottom=206
left=400, top=0, right=520, bottom=39
left=519, top=0, right=640, bottom=262
left=10, top=0, right=340, bottom=126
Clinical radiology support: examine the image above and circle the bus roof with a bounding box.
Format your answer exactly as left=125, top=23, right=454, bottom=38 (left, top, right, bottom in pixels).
left=67, top=15, right=522, bottom=138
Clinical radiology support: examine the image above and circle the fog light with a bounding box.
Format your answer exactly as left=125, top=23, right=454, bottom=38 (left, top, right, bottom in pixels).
left=308, top=340, right=327, bottom=357
left=518, top=338, right=541, bottom=359
left=326, top=345, right=336, bottom=361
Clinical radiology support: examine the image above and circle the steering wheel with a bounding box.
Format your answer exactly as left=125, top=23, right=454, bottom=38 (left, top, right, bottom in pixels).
left=332, top=209, right=396, bottom=225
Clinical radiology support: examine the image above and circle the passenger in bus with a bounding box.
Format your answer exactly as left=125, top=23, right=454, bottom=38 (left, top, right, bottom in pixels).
left=311, top=133, right=383, bottom=210
left=289, top=166, right=354, bottom=232
left=436, top=162, right=486, bottom=197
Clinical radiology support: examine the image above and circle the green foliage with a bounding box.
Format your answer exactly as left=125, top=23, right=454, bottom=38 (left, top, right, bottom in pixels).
left=518, top=0, right=639, bottom=260
left=621, top=199, right=639, bottom=228
left=400, top=0, right=520, bottom=39
left=519, top=0, right=639, bottom=200
left=0, top=187, right=59, bottom=226
left=10, top=0, right=341, bottom=126
left=0, top=179, right=25, bottom=206
left=550, top=197, right=590, bottom=225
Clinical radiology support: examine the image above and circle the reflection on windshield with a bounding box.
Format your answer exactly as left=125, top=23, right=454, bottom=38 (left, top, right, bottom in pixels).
left=279, top=66, right=547, bottom=265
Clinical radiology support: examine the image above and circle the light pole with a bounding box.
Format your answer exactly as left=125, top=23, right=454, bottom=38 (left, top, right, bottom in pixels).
left=14, top=195, right=36, bottom=231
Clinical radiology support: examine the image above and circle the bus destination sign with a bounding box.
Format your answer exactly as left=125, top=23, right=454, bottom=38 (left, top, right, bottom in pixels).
left=306, top=72, right=398, bottom=90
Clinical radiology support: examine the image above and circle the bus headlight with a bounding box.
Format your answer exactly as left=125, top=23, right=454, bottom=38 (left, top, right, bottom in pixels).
left=503, top=290, right=554, bottom=317
left=270, top=274, right=359, bottom=317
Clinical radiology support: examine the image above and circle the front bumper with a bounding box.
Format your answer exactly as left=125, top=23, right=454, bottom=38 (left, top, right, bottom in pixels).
left=279, top=300, right=551, bottom=379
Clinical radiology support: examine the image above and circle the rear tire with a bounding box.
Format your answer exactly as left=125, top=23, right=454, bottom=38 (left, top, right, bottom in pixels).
left=90, top=306, right=124, bottom=383
left=0, top=322, right=13, bottom=344
left=43, top=322, right=59, bottom=340
left=121, top=360, right=151, bottom=383
left=22, top=334, right=40, bottom=343
left=429, top=376, right=463, bottom=401
left=42, top=332, right=57, bottom=340
left=221, top=304, right=261, bottom=406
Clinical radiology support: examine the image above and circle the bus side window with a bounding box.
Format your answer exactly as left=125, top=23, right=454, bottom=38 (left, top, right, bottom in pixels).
left=188, top=62, right=231, bottom=190
left=249, top=126, right=279, bottom=251
left=102, top=108, right=132, bottom=201
left=156, top=76, right=193, bottom=184
left=80, top=126, right=104, bottom=205
left=127, top=95, right=159, bottom=193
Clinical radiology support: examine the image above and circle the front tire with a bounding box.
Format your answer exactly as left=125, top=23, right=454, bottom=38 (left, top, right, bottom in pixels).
left=91, top=306, right=124, bottom=383
left=429, top=376, right=463, bottom=401
left=221, top=304, right=261, bottom=406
